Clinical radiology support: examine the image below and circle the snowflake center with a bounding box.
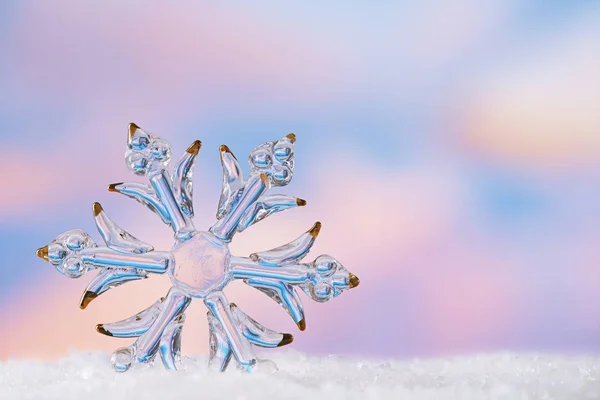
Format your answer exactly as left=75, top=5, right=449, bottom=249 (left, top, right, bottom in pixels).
left=168, top=231, right=231, bottom=298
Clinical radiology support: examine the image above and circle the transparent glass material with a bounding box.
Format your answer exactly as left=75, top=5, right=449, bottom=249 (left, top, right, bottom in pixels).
left=36, top=123, right=360, bottom=373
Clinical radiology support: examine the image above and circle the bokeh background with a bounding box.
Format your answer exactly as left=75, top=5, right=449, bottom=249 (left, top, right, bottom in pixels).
left=1, top=1, right=599, bottom=361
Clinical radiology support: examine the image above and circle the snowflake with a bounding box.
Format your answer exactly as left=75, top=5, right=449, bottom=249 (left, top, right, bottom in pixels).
left=36, top=123, right=360, bottom=373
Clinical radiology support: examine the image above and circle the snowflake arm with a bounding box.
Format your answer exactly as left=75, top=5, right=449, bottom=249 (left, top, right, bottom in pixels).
left=215, top=144, right=245, bottom=220
left=210, top=134, right=299, bottom=241
left=118, top=123, right=196, bottom=238
left=210, top=173, right=270, bottom=242
left=93, top=202, right=154, bottom=254
left=102, top=287, right=191, bottom=372
left=36, top=204, right=172, bottom=309
left=107, top=182, right=170, bottom=224
left=171, top=140, right=201, bottom=218
left=237, top=194, right=305, bottom=233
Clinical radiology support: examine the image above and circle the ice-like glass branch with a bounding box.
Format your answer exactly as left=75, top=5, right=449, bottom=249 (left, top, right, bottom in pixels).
left=122, top=123, right=196, bottom=238
left=36, top=204, right=173, bottom=309
left=211, top=134, right=298, bottom=241
left=80, top=268, right=148, bottom=309
left=249, top=222, right=321, bottom=266
left=210, top=173, right=269, bottom=242
left=104, top=287, right=191, bottom=372
left=231, top=303, right=293, bottom=348
left=96, top=298, right=164, bottom=337
left=237, top=194, right=306, bottom=233
left=205, top=299, right=292, bottom=372
left=159, top=313, right=185, bottom=370
left=245, top=278, right=306, bottom=330
left=207, top=312, right=232, bottom=371
left=93, top=202, right=153, bottom=254
left=107, top=182, right=170, bottom=224
left=172, top=140, right=202, bottom=218
left=204, top=291, right=257, bottom=371
left=216, top=145, right=245, bottom=220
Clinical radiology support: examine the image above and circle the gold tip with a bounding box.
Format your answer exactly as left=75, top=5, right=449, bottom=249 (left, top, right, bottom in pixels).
left=297, top=319, right=306, bottom=331
left=36, top=246, right=49, bottom=262
left=286, top=133, right=296, bottom=143
left=92, top=202, right=103, bottom=217
left=308, top=221, right=322, bottom=238
left=278, top=333, right=294, bottom=347
left=260, top=173, right=270, bottom=186
left=219, top=144, right=231, bottom=153
left=80, top=291, right=98, bottom=310
left=96, top=324, right=113, bottom=337
left=108, top=182, right=123, bottom=192
left=128, top=122, right=139, bottom=140
left=349, top=273, right=360, bottom=288
left=186, top=140, right=202, bottom=155
left=296, top=198, right=307, bottom=206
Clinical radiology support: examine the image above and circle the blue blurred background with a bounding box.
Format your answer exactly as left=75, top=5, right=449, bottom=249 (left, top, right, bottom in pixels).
left=1, top=1, right=599, bottom=360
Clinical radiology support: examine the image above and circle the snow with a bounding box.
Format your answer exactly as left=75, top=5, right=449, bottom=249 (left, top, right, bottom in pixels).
left=2, top=351, right=600, bottom=399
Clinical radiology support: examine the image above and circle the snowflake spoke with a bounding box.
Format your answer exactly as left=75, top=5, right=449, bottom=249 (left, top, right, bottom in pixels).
left=95, top=298, right=164, bottom=337
left=93, top=202, right=153, bottom=254
left=229, top=256, right=309, bottom=284
left=79, top=247, right=172, bottom=273
left=207, top=312, right=233, bottom=372
left=244, top=277, right=306, bottom=330
left=210, top=173, right=269, bottom=242
left=132, top=287, right=191, bottom=365
left=108, top=182, right=171, bottom=224
left=80, top=268, right=148, bottom=309
left=159, top=313, right=186, bottom=370
left=216, top=144, right=245, bottom=220
left=237, top=194, right=306, bottom=233
left=204, top=291, right=257, bottom=371
left=172, top=140, right=202, bottom=218
left=231, top=303, right=293, bottom=348
left=249, top=222, right=321, bottom=266
left=124, top=123, right=195, bottom=237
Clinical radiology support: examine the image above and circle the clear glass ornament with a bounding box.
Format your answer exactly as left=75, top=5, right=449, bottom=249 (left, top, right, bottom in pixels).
left=36, top=123, right=360, bottom=372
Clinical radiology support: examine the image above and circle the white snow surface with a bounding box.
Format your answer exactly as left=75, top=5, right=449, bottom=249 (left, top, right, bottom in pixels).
left=2, top=351, right=600, bottom=399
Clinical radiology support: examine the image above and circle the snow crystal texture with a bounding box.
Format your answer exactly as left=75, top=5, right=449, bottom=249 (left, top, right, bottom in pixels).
left=2, top=351, right=600, bottom=399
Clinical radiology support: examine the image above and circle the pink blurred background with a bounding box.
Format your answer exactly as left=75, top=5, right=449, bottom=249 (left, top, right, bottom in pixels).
left=1, top=1, right=599, bottom=361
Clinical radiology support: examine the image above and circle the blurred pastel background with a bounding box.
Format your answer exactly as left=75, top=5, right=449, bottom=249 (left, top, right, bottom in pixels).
left=1, top=1, right=599, bottom=361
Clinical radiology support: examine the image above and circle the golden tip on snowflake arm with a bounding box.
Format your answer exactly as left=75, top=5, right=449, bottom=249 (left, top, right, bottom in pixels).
left=349, top=273, right=360, bottom=288
left=215, top=144, right=244, bottom=222
left=286, top=133, right=296, bottom=143
left=107, top=182, right=123, bottom=192
left=309, top=221, right=322, bottom=238
left=96, top=324, right=113, bottom=336
left=278, top=333, right=294, bottom=347
left=92, top=202, right=103, bottom=217
left=296, top=198, right=307, bottom=206
left=186, top=140, right=202, bottom=155
left=80, top=291, right=98, bottom=310
left=297, top=319, right=306, bottom=331
left=36, top=246, right=49, bottom=261
left=173, top=140, right=202, bottom=218
left=128, top=122, right=140, bottom=141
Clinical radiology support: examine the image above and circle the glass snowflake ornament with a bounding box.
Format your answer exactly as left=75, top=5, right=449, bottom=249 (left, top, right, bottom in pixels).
left=36, top=123, right=360, bottom=373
